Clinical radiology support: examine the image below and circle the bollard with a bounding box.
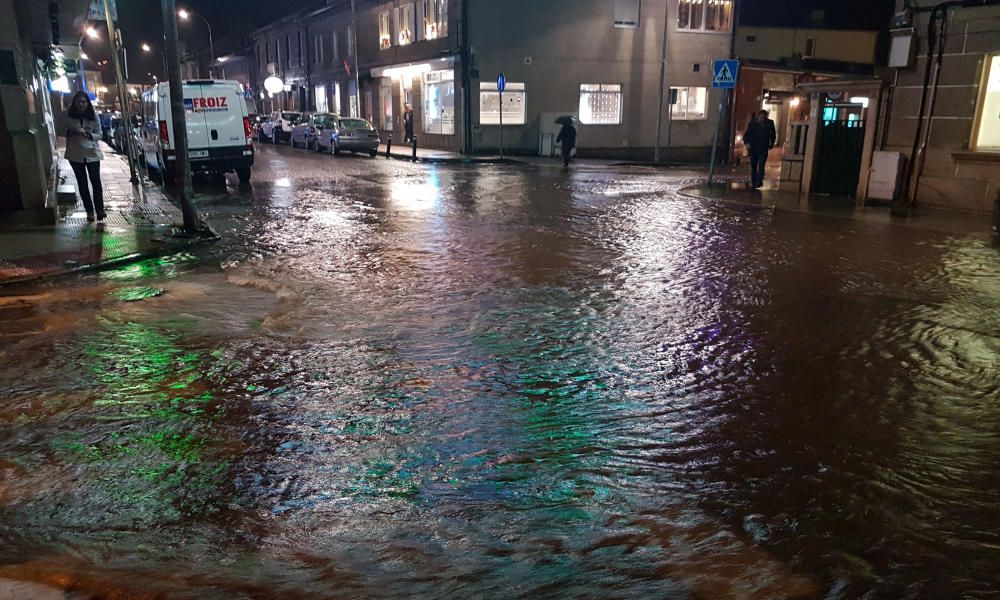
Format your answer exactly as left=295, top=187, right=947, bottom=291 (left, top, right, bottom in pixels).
left=993, top=193, right=1000, bottom=234
left=385, top=133, right=392, bottom=158
left=411, top=136, right=418, bottom=161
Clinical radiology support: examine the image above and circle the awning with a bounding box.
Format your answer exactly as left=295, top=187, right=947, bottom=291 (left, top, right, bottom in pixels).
left=370, top=56, right=455, bottom=79
left=797, top=76, right=884, bottom=95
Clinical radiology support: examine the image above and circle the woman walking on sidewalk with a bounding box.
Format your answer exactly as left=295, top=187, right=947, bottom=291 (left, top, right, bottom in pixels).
left=62, top=91, right=105, bottom=222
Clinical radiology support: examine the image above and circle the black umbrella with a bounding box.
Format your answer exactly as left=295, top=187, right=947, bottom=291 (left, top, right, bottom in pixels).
left=554, top=115, right=576, bottom=126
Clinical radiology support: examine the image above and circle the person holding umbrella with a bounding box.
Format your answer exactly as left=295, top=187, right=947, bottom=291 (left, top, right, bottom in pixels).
left=555, top=115, right=577, bottom=168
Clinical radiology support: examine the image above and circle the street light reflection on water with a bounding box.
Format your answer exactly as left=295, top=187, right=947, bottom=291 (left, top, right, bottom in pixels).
left=0, top=155, right=999, bottom=598
left=390, top=173, right=441, bottom=210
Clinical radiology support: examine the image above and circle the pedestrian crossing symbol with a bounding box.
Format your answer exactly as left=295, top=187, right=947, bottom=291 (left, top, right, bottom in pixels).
left=712, top=59, right=739, bottom=89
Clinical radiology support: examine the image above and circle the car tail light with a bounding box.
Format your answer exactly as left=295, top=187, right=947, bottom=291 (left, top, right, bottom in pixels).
left=159, top=120, right=169, bottom=144
left=243, top=116, right=252, bottom=141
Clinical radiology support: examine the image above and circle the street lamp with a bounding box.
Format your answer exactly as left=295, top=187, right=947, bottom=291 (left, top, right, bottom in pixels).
left=177, top=8, right=215, bottom=77
left=86, top=26, right=99, bottom=39
left=79, top=52, right=89, bottom=60
left=141, top=43, right=152, bottom=52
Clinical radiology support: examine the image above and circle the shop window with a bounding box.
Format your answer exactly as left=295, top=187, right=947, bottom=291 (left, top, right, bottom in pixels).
left=379, top=11, right=391, bottom=49
left=381, top=79, right=394, bottom=130
left=315, top=85, right=328, bottom=113
left=669, top=86, right=707, bottom=120
left=333, top=82, right=342, bottom=115
left=579, top=84, right=623, bottom=125
left=424, top=69, right=455, bottom=135
left=614, top=0, right=640, bottom=29
left=974, top=55, right=1000, bottom=150
left=678, top=0, right=731, bottom=32
left=804, top=37, right=816, bottom=58
left=480, top=81, right=526, bottom=125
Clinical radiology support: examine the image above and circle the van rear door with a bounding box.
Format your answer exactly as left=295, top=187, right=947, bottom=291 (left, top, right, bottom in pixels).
left=194, top=82, right=245, bottom=152
left=181, top=83, right=211, bottom=155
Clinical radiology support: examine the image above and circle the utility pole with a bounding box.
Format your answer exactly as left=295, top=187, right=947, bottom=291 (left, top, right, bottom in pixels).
left=101, top=0, right=139, bottom=183
left=653, top=0, right=670, bottom=164
left=162, top=0, right=198, bottom=233
left=350, top=0, right=361, bottom=118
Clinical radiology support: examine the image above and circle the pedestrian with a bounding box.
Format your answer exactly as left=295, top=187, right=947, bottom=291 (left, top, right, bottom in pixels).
left=556, top=118, right=577, bottom=168
left=61, top=91, right=106, bottom=222
left=744, top=109, right=776, bottom=189
left=98, top=110, right=112, bottom=144
left=403, top=103, right=414, bottom=143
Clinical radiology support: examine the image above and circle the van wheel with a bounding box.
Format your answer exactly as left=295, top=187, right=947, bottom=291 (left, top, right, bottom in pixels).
left=236, top=167, right=251, bottom=184
left=369, top=150, right=378, bottom=158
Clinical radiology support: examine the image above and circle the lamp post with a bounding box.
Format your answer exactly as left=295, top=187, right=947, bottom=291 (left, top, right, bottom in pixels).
left=178, top=9, right=214, bottom=78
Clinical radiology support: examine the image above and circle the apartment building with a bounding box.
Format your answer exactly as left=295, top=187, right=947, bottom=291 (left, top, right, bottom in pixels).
left=250, top=0, right=736, bottom=159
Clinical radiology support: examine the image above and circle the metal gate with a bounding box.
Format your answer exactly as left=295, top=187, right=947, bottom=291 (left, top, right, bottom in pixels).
left=814, top=119, right=865, bottom=196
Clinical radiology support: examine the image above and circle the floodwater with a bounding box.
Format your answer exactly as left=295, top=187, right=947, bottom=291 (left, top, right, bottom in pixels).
left=1, top=145, right=999, bottom=599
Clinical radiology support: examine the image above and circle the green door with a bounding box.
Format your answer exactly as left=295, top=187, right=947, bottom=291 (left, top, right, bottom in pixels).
left=814, top=119, right=866, bottom=196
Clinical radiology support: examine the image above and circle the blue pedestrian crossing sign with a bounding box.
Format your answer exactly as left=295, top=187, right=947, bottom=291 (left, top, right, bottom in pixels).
left=497, top=73, right=506, bottom=93
left=712, top=60, right=739, bottom=89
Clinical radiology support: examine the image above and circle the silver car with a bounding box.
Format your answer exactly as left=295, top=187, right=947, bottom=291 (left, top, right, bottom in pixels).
left=322, top=117, right=380, bottom=157
left=290, top=113, right=337, bottom=151
left=262, top=110, right=301, bottom=143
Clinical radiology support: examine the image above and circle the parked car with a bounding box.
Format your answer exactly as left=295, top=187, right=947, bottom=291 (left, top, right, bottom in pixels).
left=323, top=117, right=380, bottom=157
left=263, top=110, right=301, bottom=144
left=255, top=115, right=272, bottom=143
left=290, top=112, right=337, bottom=150
left=138, top=79, right=255, bottom=184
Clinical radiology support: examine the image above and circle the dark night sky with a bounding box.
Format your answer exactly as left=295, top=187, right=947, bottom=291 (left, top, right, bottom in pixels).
left=85, top=0, right=896, bottom=84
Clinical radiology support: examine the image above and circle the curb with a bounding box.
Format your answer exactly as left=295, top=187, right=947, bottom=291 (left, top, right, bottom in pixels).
left=379, top=149, right=523, bottom=165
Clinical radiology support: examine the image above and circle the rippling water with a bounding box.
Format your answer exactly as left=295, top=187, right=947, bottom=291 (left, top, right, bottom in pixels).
left=1, top=155, right=998, bottom=598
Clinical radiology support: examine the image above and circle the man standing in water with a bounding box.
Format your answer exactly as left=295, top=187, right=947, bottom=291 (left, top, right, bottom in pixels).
left=744, top=110, right=776, bottom=189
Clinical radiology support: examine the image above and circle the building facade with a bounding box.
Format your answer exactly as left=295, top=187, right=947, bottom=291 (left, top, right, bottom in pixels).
left=882, top=1, right=1000, bottom=212
left=0, top=0, right=91, bottom=224
left=250, top=0, right=736, bottom=160
left=251, top=6, right=318, bottom=115
left=731, top=23, right=885, bottom=195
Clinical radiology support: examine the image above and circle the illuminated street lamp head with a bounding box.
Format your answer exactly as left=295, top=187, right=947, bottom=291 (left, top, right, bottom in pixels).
left=79, top=52, right=89, bottom=60
left=178, top=9, right=190, bottom=19
left=85, top=27, right=99, bottom=39
left=141, top=43, right=152, bottom=52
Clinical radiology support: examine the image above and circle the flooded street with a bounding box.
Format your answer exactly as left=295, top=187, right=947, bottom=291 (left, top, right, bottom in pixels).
left=1, top=144, right=999, bottom=598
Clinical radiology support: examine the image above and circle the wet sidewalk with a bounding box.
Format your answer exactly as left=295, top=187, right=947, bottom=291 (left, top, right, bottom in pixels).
left=680, top=179, right=996, bottom=236
left=0, top=150, right=215, bottom=286
left=377, top=142, right=510, bottom=164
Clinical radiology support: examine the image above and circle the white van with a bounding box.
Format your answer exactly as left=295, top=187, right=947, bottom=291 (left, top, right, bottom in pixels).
left=139, top=79, right=254, bottom=184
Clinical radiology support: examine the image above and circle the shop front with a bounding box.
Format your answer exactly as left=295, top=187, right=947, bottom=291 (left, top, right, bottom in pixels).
left=369, top=57, right=459, bottom=151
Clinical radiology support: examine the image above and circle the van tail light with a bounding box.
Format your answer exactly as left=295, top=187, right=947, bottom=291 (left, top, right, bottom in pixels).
left=159, top=120, right=169, bottom=144
left=243, top=116, right=252, bottom=141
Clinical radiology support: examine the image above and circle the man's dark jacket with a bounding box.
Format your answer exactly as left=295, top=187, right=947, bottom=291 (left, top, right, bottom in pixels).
left=745, top=118, right=776, bottom=154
